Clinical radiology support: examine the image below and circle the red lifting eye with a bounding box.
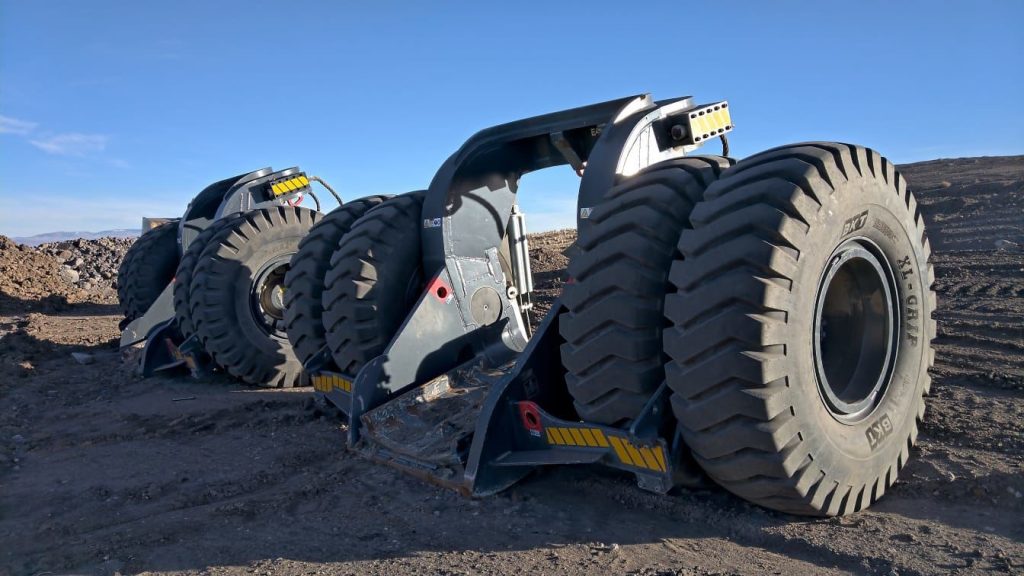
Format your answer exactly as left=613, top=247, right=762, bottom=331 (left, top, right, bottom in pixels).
left=518, top=401, right=543, bottom=433
left=427, top=276, right=453, bottom=302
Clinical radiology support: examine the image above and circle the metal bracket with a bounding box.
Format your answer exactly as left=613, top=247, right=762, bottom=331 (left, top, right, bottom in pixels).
left=550, top=131, right=585, bottom=174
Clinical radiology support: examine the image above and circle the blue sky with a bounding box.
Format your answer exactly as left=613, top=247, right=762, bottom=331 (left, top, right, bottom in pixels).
left=1, top=0, right=1022, bottom=237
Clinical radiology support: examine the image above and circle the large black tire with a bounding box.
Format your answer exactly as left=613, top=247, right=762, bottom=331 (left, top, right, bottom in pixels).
left=322, top=192, right=425, bottom=375
left=559, top=157, right=733, bottom=425
left=190, top=206, right=320, bottom=387
left=282, top=195, right=391, bottom=367
left=173, top=214, right=245, bottom=342
left=117, top=221, right=179, bottom=321
left=664, top=143, right=936, bottom=516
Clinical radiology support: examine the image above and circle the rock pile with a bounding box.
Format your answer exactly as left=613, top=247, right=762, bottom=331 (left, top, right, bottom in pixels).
left=36, top=237, right=134, bottom=293
left=0, top=235, right=133, bottom=314
left=0, top=236, right=76, bottom=313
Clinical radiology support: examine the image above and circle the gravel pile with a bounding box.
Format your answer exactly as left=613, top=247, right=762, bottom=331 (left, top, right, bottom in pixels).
left=0, top=236, right=75, bottom=313
left=36, top=237, right=134, bottom=293
left=0, top=235, right=134, bottom=313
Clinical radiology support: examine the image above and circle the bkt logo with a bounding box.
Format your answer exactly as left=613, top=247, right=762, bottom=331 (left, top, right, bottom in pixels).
left=865, top=413, right=894, bottom=450
left=842, top=210, right=869, bottom=236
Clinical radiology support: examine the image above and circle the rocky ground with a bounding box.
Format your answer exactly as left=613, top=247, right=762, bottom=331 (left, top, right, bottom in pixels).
left=0, top=156, right=1022, bottom=576
left=0, top=236, right=131, bottom=315
left=37, top=237, right=134, bottom=295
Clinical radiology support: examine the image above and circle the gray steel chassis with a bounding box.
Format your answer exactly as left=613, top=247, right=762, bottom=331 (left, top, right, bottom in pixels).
left=311, top=93, right=731, bottom=495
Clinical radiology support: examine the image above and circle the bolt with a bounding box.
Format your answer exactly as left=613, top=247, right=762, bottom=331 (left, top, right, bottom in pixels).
left=670, top=124, right=687, bottom=141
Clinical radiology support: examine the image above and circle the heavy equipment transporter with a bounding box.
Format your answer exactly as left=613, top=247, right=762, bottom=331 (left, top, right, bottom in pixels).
left=288, top=93, right=935, bottom=516
left=117, top=167, right=358, bottom=386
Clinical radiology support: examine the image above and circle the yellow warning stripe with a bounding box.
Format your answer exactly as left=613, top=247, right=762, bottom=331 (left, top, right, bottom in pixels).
left=651, top=444, right=666, bottom=471
left=569, top=428, right=586, bottom=446
left=636, top=446, right=660, bottom=471
left=547, top=427, right=666, bottom=472
left=545, top=426, right=614, bottom=448
left=312, top=373, right=352, bottom=393
left=608, top=435, right=633, bottom=466
left=623, top=441, right=645, bottom=469
left=560, top=428, right=575, bottom=445
left=548, top=427, right=564, bottom=444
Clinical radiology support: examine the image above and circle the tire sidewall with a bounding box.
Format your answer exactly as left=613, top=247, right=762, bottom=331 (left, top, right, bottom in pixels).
left=224, top=229, right=304, bottom=357
left=174, top=215, right=241, bottom=338
left=283, top=202, right=369, bottom=363
left=788, top=172, right=930, bottom=475
left=191, top=210, right=315, bottom=385
left=118, top=222, right=179, bottom=319
left=323, top=194, right=425, bottom=374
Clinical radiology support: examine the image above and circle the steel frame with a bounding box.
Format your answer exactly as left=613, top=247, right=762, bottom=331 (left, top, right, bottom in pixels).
left=313, top=93, right=726, bottom=494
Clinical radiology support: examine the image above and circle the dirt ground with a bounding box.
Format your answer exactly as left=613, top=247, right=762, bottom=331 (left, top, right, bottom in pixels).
left=1, top=156, right=1022, bottom=576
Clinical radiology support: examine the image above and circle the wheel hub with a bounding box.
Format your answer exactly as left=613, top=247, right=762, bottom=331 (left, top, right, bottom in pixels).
left=251, top=257, right=291, bottom=338
left=813, top=238, right=900, bottom=422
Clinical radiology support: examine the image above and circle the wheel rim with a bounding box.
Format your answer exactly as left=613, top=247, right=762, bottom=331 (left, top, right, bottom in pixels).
left=251, top=256, right=292, bottom=338
left=813, top=238, right=900, bottom=422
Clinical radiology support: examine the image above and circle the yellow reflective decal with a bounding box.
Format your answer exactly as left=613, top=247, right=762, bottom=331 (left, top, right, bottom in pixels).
left=312, top=373, right=351, bottom=393
left=623, top=441, right=645, bottom=469
left=580, top=428, right=599, bottom=447
left=652, top=444, right=666, bottom=472
left=608, top=436, right=634, bottom=466
left=548, top=427, right=567, bottom=445
left=559, top=427, right=577, bottom=446
left=569, top=428, right=588, bottom=446
left=638, top=446, right=660, bottom=471
left=540, top=424, right=667, bottom=472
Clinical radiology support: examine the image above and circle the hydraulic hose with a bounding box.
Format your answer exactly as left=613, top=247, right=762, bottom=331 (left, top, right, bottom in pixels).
left=309, top=176, right=343, bottom=206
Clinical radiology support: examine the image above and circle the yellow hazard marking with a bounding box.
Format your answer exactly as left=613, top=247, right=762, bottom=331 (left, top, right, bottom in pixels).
left=559, top=427, right=577, bottom=446
left=651, top=444, right=666, bottom=471
left=542, top=425, right=665, bottom=472
left=607, top=436, right=634, bottom=465
left=312, top=373, right=352, bottom=393
left=540, top=422, right=667, bottom=471
left=637, top=446, right=660, bottom=470
left=562, top=428, right=577, bottom=445
left=569, top=427, right=588, bottom=446
left=623, top=441, right=644, bottom=468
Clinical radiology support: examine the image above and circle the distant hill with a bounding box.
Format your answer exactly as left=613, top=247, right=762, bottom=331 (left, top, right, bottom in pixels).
left=12, top=229, right=140, bottom=246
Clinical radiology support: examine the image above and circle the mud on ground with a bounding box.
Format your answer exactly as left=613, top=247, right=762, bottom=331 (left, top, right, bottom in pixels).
left=0, top=156, right=1022, bottom=575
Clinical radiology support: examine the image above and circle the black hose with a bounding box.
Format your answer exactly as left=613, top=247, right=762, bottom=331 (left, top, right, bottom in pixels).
left=309, top=176, right=343, bottom=206
left=306, top=191, right=322, bottom=212
left=720, top=134, right=730, bottom=157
